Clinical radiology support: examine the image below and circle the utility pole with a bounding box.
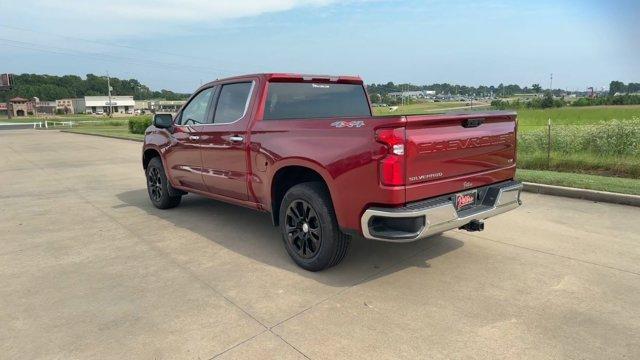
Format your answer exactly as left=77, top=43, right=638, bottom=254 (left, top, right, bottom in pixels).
left=106, top=71, right=113, bottom=117
left=549, top=73, right=553, bottom=92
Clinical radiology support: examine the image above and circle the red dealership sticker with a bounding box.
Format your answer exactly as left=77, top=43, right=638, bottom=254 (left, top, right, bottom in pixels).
left=455, top=190, right=477, bottom=210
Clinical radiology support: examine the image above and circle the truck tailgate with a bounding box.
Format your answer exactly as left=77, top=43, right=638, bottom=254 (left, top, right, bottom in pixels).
left=404, top=112, right=517, bottom=202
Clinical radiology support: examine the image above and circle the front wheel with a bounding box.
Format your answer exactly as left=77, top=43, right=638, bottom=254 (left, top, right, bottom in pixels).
left=146, top=157, right=182, bottom=209
left=279, top=182, right=350, bottom=271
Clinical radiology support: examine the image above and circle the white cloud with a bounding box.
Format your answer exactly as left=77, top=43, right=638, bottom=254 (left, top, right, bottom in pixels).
left=20, top=0, right=339, bottom=21
left=1, top=0, right=349, bottom=38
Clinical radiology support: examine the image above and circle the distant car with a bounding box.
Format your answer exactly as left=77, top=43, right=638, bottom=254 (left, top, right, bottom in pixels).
left=95, top=109, right=104, bottom=115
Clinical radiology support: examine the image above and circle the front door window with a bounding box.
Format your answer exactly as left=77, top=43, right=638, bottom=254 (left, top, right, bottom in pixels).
left=178, top=88, right=214, bottom=126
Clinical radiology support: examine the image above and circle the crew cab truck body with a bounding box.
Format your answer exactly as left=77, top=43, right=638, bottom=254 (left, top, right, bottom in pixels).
left=143, top=73, right=522, bottom=271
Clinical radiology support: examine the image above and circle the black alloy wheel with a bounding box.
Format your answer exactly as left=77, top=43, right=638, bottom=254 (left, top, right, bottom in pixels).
left=285, top=199, right=322, bottom=259
left=146, top=157, right=182, bottom=209
left=279, top=182, right=350, bottom=271
left=147, top=166, right=163, bottom=202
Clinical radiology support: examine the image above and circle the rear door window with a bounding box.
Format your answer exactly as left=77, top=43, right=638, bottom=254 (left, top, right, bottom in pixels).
left=264, top=82, right=371, bottom=120
left=213, top=82, right=253, bottom=124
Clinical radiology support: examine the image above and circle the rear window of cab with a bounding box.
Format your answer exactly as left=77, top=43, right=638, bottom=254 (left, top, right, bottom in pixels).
left=264, top=82, right=371, bottom=120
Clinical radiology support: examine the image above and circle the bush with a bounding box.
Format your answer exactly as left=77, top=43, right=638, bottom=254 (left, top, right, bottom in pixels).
left=571, top=94, right=640, bottom=106
left=128, top=117, right=152, bottom=134
left=491, top=96, right=566, bottom=110
left=103, top=120, right=128, bottom=126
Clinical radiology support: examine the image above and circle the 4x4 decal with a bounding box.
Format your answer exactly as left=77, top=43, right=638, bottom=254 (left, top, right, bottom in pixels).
left=330, top=120, right=365, bottom=128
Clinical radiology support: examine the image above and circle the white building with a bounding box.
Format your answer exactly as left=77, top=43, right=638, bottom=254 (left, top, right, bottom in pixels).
left=84, top=96, right=135, bottom=115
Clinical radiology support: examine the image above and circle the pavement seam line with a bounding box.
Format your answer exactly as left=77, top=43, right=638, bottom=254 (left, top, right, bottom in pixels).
left=273, top=332, right=312, bottom=360
left=208, top=329, right=268, bottom=359
left=269, top=239, right=444, bottom=331
left=8, top=135, right=313, bottom=360
left=461, top=231, right=640, bottom=276
left=5, top=140, right=273, bottom=336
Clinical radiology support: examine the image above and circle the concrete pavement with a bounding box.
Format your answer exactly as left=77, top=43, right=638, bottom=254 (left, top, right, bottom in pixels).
left=1, top=130, right=639, bottom=359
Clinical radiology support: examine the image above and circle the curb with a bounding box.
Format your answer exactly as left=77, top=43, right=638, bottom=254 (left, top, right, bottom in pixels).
left=60, top=130, right=143, bottom=142
left=522, top=182, right=640, bottom=207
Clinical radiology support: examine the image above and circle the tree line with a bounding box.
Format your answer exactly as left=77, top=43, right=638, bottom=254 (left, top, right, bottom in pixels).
left=367, top=80, right=640, bottom=99
left=0, top=73, right=190, bottom=102
left=608, top=81, right=640, bottom=95
left=3, top=73, right=637, bottom=105
left=367, top=81, right=548, bottom=98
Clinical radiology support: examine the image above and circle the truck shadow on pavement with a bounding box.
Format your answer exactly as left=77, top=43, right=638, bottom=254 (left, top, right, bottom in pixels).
left=116, top=189, right=464, bottom=287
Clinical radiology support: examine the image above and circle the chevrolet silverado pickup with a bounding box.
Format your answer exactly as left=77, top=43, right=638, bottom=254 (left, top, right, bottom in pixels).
left=142, top=73, right=522, bottom=271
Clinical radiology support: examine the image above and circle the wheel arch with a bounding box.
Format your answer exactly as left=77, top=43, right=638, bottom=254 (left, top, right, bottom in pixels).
left=270, top=163, right=335, bottom=227
left=142, top=147, right=161, bottom=169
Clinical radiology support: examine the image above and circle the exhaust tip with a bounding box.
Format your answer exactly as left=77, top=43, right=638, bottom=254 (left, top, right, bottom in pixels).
left=459, top=220, right=484, bottom=232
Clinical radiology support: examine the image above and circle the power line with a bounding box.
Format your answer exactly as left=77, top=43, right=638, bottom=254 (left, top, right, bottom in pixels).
left=0, top=24, right=250, bottom=73
left=0, top=38, right=229, bottom=75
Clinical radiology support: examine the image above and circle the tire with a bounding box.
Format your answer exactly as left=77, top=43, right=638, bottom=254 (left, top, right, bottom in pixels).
left=146, top=157, right=182, bottom=209
left=279, top=182, right=350, bottom=271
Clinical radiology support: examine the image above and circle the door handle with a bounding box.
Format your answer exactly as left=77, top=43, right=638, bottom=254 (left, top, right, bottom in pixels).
left=229, top=135, right=244, bottom=143
left=189, top=135, right=200, bottom=141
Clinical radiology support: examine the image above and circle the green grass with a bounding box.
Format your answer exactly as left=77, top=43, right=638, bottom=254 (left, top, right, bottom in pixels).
left=517, top=105, right=640, bottom=131
left=372, top=101, right=491, bottom=116
left=516, top=169, right=640, bottom=196
left=518, top=151, right=640, bottom=178
left=62, top=125, right=144, bottom=141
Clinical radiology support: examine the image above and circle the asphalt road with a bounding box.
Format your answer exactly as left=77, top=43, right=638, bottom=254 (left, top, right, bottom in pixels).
left=1, top=130, right=639, bottom=359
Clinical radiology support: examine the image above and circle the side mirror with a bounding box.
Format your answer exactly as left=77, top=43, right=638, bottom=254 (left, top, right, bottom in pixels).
left=153, top=113, right=173, bottom=129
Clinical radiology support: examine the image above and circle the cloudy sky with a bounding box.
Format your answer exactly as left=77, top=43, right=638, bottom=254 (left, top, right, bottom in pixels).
left=0, top=0, right=638, bottom=92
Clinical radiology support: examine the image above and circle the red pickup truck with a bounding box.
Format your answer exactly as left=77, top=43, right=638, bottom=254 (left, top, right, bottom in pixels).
left=143, top=73, right=522, bottom=271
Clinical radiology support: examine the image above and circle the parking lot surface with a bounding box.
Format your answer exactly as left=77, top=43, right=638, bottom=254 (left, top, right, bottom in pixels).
left=1, top=130, right=639, bottom=359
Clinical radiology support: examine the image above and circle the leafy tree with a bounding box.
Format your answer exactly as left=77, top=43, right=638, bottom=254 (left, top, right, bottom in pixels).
left=369, top=93, right=382, bottom=103
left=531, top=84, right=542, bottom=93
left=540, top=91, right=554, bottom=108
left=627, top=82, right=640, bottom=94
left=609, top=81, right=626, bottom=95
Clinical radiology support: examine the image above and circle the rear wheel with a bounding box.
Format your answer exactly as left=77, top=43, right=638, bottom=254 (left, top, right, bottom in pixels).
left=146, top=157, right=182, bottom=209
left=279, top=182, right=350, bottom=271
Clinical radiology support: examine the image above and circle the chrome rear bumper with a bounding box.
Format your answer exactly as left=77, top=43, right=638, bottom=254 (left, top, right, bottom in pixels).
left=361, top=181, right=523, bottom=242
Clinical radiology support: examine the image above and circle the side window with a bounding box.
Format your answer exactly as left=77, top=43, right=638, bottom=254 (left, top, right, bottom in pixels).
left=178, top=88, right=214, bottom=125
left=213, top=82, right=253, bottom=124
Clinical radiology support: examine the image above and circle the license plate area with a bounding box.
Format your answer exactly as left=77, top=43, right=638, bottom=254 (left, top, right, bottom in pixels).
left=454, top=190, right=477, bottom=210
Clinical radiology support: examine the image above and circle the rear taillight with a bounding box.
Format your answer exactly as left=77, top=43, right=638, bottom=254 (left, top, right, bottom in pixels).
left=375, top=127, right=405, bottom=186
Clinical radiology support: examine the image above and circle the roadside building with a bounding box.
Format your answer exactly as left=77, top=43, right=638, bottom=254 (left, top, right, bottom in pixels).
left=35, top=101, right=57, bottom=115
left=0, top=103, right=7, bottom=117
left=84, top=95, right=135, bottom=115
left=134, top=99, right=186, bottom=114
left=54, top=98, right=85, bottom=115
left=56, top=99, right=74, bottom=114
left=152, top=100, right=186, bottom=113
left=7, top=97, right=31, bottom=118
left=71, top=98, right=85, bottom=114
left=134, top=100, right=150, bottom=113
